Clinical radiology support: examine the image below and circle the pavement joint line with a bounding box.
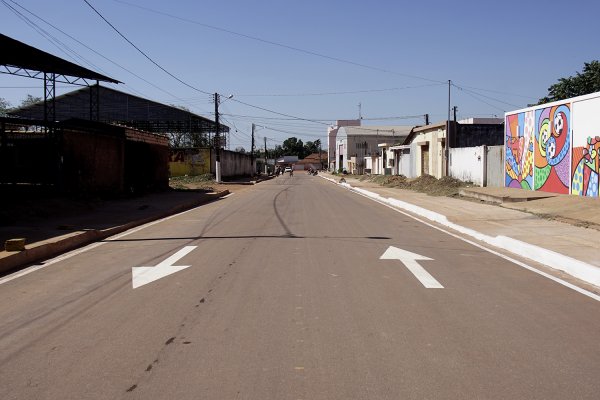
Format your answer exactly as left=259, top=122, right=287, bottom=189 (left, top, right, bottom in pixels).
left=320, top=175, right=600, bottom=301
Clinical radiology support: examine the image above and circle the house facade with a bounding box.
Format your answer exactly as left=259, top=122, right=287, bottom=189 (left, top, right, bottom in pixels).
left=393, top=122, right=448, bottom=179
left=335, top=125, right=413, bottom=174
left=396, top=118, right=503, bottom=179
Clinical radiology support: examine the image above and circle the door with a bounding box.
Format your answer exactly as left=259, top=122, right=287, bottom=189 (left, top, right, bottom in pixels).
left=421, top=145, right=430, bottom=175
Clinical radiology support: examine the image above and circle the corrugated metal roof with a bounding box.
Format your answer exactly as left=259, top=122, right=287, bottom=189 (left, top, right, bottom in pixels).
left=9, top=86, right=226, bottom=134
left=0, top=33, right=120, bottom=84
left=338, top=125, right=414, bottom=137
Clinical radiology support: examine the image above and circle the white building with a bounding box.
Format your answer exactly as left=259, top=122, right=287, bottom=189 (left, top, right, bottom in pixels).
left=327, top=119, right=361, bottom=170
left=335, top=125, right=413, bottom=174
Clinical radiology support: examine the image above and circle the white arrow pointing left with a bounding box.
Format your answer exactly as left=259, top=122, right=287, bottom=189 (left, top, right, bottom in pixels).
left=132, top=246, right=197, bottom=289
left=380, top=246, right=443, bottom=288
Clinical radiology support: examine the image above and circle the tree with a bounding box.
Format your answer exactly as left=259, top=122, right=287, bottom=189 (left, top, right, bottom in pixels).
left=282, top=137, right=304, bottom=157
left=303, top=139, right=321, bottom=157
left=271, top=144, right=284, bottom=158
left=234, top=146, right=246, bottom=153
left=20, top=94, right=42, bottom=108
left=538, top=60, right=600, bottom=104
left=0, top=97, right=11, bottom=116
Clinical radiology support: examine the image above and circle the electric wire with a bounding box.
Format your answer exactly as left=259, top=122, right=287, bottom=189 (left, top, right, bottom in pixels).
left=452, top=83, right=521, bottom=109
left=451, top=82, right=537, bottom=100
left=2, top=1, right=94, bottom=69
left=233, top=83, right=445, bottom=97
left=9, top=0, right=207, bottom=113
left=83, top=0, right=213, bottom=96
left=452, top=85, right=508, bottom=113
left=112, top=0, right=445, bottom=85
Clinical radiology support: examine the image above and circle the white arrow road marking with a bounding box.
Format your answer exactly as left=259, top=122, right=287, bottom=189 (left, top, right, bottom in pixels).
left=132, top=246, right=197, bottom=289
left=380, top=246, right=443, bottom=288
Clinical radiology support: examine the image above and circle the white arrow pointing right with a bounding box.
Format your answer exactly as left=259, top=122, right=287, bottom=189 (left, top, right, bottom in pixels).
left=380, top=246, right=443, bottom=288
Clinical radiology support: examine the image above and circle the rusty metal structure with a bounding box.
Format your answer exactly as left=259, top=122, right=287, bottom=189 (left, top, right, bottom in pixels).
left=0, top=34, right=225, bottom=193
left=9, top=85, right=228, bottom=138
left=0, top=33, right=120, bottom=124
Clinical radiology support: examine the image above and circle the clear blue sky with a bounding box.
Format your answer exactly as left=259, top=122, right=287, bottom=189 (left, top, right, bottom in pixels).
left=1, top=0, right=598, bottom=150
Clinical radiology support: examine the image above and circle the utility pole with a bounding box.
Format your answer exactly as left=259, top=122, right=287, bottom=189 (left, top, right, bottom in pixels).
left=453, top=106, right=458, bottom=122
left=214, top=92, right=221, bottom=183
left=264, top=136, right=268, bottom=174
left=425, top=113, right=430, bottom=125
left=358, top=102, right=362, bottom=120
left=446, top=80, right=451, bottom=177
left=251, top=123, right=255, bottom=174
left=318, top=139, right=322, bottom=170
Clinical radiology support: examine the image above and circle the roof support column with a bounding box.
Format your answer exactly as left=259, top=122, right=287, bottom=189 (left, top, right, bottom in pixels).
left=0, top=120, right=6, bottom=184
left=89, top=81, right=100, bottom=121
left=44, top=72, right=56, bottom=132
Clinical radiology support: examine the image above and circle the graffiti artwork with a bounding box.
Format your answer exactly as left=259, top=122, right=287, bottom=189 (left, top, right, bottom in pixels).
left=506, top=93, right=600, bottom=196
left=169, top=148, right=210, bottom=177
left=571, top=136, right=600, bottom=196
left=505, top=111, right=534, bottom=189
left=533, top=104, right=570, bottom=194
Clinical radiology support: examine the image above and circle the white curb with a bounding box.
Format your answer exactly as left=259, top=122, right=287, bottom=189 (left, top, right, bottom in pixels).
left=321, top=175, right=600, bottom=288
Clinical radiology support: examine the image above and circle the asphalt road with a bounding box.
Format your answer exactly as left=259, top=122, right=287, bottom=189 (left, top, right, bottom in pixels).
left=1, top=174, right=599, bottom=399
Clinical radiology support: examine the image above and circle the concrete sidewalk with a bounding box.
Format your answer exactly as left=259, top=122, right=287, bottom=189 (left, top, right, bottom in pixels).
left=322, top=173, right=600, bottom=289
left=0, top=190, right=229, bottom=274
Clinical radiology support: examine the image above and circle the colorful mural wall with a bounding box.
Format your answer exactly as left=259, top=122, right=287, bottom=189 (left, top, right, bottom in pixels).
left=505, top=111, right=534, bottom=189
left=505, top=92, right=600, bottom=197
left=533, top=104, right=570, bottom=193
left=571, top=97, right=600, bottom=197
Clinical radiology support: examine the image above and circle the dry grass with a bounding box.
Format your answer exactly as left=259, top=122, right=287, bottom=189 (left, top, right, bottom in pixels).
left=361, top=174, right=470, bottom=196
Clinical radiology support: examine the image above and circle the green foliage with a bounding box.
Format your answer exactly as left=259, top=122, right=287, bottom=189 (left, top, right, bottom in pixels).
left=303, top=139, right=321, bottom=156
left=282, top=137, right=304, bottom=157
left=538, top=60, right=600, bottom=104
left=0, top=97, right=11, bottom=116
left=262, top=137, right=322, bottom=160
left=20, top=94, right=42, bottom=108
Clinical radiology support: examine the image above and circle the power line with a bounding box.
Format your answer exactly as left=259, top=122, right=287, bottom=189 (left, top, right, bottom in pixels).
left=453, top=85, right=508, bottom=113
left=220, top=113, right=333, bottom=122
left=2, top=1, right=93, bottom=68
left=234, top=83, right=445, bottom=97
left=451, top=82, right=537, bottom=100
left=9, top=0, right=206, bottom=112
left=230, top=98, right=330, bottom=126
left=361, top=115, right=425, bottom=121
left=452, top=84, right=520, bottom=112
left=83, top=0, right=212, bottom=96
left=452, top=83, right=521, bottom=109
left=112, top=0, right=445, bottom=84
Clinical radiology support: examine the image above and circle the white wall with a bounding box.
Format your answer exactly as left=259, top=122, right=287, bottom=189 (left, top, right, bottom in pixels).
left=450, top=146, right=485, bottom=186
left=486, top=146, right=504, bottom=187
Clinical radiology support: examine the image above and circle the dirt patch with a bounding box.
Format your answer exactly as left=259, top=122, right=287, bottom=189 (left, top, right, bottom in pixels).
left=360, top=174, right=470, bottom=197
left=169, top=174, right=264, bottom=195
left=169, top=174, right=216, bottom=191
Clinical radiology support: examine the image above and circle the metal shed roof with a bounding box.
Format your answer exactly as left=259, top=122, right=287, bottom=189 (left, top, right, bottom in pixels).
left=338, top=125, right=415, bottom=137
left=0, top=33, right=120, bottom=84
left=9, top=85, right=228, bottom=134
